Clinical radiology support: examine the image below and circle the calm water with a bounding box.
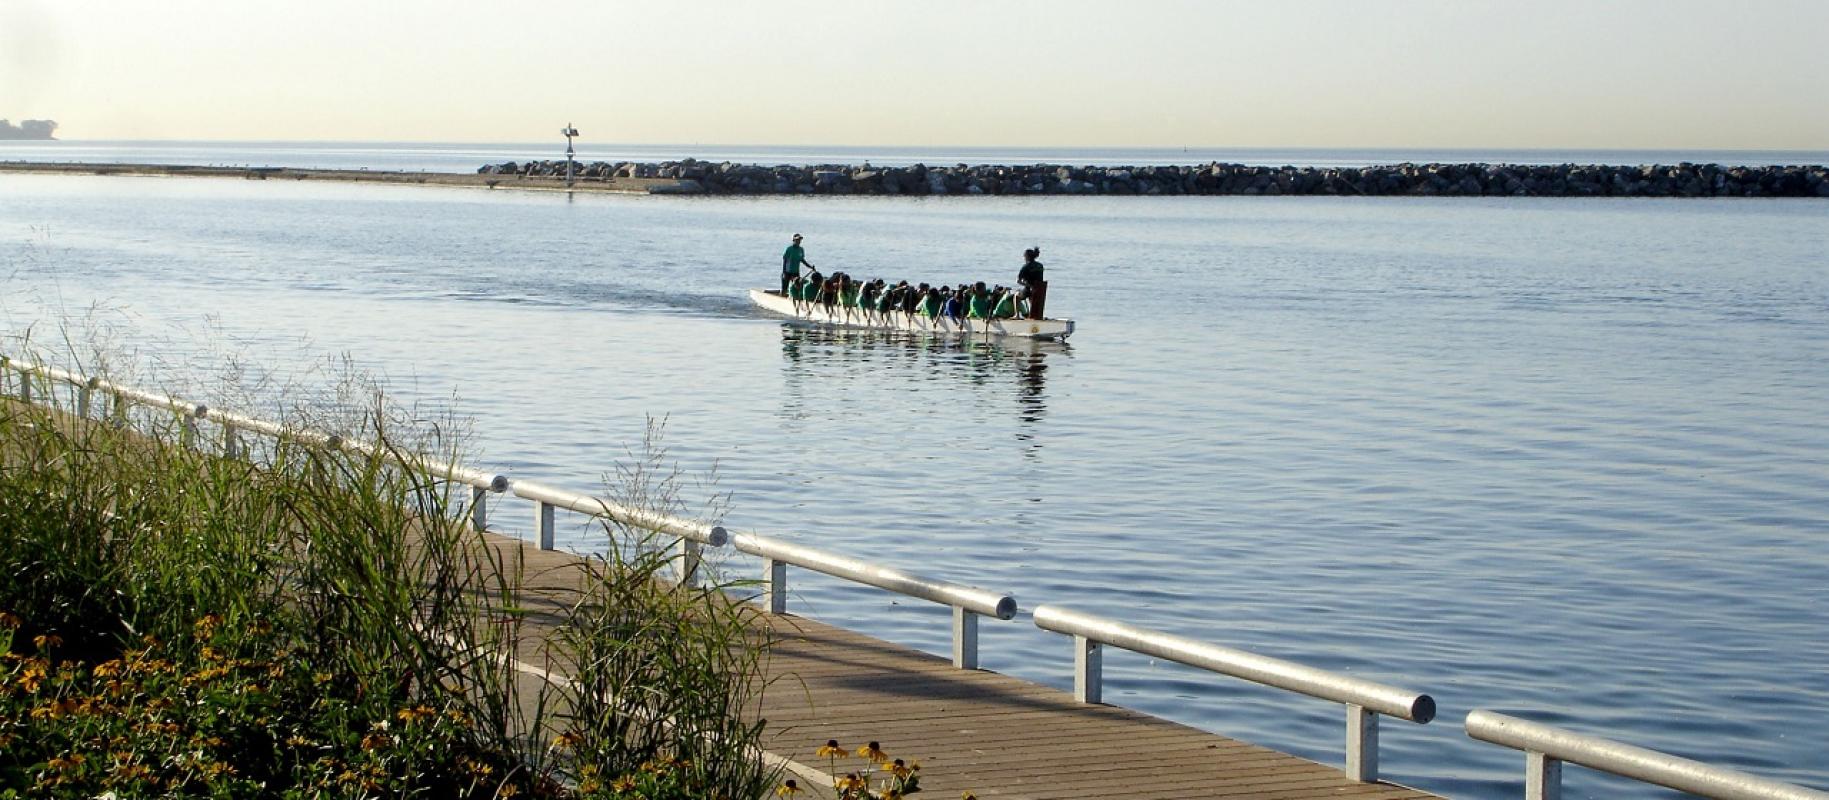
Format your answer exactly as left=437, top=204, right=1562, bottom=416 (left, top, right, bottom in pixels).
left=3, top=170, right=1827, bottom=799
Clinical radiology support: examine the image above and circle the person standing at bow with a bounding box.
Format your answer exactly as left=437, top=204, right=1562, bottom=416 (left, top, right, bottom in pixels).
left=781, top=233, right=816, bottom=294
left=1017, top=246, right=1047, bottom=319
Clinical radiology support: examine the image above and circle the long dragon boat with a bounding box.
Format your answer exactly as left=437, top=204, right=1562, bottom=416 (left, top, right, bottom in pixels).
left=748, top=289, right=1075, bottom=341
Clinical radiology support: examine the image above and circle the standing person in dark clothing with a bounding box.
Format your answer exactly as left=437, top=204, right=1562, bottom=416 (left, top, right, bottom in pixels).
left=1017, top=247, right=1047, bottom=319
left=781, top=234, right=815, bottom=294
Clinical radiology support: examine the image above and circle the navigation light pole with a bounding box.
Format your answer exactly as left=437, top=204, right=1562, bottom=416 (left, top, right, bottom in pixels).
left=561, top=123, right=579, bottom=186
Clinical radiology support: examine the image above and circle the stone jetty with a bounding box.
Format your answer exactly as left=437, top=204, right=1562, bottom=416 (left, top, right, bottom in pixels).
left=480, top=158, right=1829, bottom=198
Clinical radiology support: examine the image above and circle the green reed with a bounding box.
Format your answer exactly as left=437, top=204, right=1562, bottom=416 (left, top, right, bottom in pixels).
left=0, top=349, right=777, bottom=798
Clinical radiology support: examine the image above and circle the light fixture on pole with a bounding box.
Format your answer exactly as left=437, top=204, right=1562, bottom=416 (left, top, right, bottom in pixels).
left=561, top=123, right=580, bottom=186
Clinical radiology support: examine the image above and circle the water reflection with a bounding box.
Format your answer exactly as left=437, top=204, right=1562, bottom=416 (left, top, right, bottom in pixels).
left=776, top=325, right=1068, bottom=455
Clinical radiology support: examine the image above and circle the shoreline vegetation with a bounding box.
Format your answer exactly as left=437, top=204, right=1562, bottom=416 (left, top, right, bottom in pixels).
left=0, top=348, right=789, bottom=798
left=4, top=158, right=1827, bottom=197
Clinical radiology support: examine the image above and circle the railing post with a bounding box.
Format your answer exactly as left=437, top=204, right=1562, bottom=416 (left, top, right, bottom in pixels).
left=1073, top=634, right=1102, bottom=703
left=1526, top=752, right=1562, bottom=800
left=180, top=412, right=198, bottom=448
left=109, top=391, right=127, bottom=424
left=221, top=423, right=240, bottom=459
left=1346, top=703, right=1379, bottom=782
left=676, top=538, right=702, bottom=588
left=763, top=558, right=787, bottom=614
left=18, top=371, right=31, bottom=404
left=952, top=606, right=979, bottom=669
left=470, top=486, right=489, bottom=532
left=78, top=379, right=97, bottom=418
left=535, top=501, right=555, bottom=550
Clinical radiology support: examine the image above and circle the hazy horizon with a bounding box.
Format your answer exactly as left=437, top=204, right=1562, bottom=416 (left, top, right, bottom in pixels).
left=4, top=1, right=1827, bottom=150
left=15, top=138, right=1829, bottom=155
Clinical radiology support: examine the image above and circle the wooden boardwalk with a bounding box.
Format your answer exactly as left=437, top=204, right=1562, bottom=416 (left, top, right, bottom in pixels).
left=495, top=532, right=1442, bottom=800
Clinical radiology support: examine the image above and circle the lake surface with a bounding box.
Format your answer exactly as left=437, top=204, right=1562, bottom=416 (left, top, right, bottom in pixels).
left=3, top=170, right=1826, bottom=799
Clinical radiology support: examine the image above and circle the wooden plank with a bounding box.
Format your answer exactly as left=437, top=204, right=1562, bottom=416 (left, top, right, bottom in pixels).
left=467, top=532, right=1445, bottom=800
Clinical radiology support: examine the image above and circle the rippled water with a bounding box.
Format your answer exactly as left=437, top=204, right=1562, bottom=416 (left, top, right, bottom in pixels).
left=3, top=173, right=1827, bottom=798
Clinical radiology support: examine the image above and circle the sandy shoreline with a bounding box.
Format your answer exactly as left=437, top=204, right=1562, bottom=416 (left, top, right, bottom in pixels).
left=0, top=161, right=699, bottom=195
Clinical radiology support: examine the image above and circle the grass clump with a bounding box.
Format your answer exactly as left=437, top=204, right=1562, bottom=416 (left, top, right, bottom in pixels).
left=0, top=353, right=777, bottom=799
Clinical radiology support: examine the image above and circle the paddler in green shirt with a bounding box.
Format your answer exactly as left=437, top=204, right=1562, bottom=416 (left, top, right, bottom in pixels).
left=967, top=282, right=992, bottom=319
left=781, top=233, right=814, bottom=294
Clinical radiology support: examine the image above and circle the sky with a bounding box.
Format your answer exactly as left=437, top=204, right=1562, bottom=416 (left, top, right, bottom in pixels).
left=3, top=0, right=1827, bottom=149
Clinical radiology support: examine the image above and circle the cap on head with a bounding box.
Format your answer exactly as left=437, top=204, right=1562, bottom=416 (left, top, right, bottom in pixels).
left=792, top=234, right=803, bottom=241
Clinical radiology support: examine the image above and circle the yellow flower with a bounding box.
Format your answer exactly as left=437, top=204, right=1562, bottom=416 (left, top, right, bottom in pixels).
left=32, top=634, right=62, bottom=651
left=397, top=706, right=436, bottom=724
left=612, top=775, right=638, bottom=792
left=888, top=759, right=914, bottom=779
left=776, top=779, right=804, bottom=796
left=855, top=741, right=888, bottom=762
left=816, top=739, right=846, bottom=759
left=551, top=731, right=584, bottom=750
left=836, top=773, right=866, bottom=793
left=110, top=762, right=154, bottom=783
left=286, top=735, right=311, bottom=747
left=360, top=732, right=391, bottom=751
left=0, top=611, right=21, bottom=629
left=962, top=794, right=978, bottom=800
left=496, top=783, right=520, bottom=798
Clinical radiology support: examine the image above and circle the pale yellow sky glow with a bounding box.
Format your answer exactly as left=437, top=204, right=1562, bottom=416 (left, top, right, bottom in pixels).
left=3, top=0, right=1826, bottom=148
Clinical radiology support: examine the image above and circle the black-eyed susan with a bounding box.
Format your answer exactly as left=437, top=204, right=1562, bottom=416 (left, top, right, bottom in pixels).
left=963, top=793, right=979, bottom=800
left=776, top=779, right=804, bottom=796
left=816, top=739, right=846, bottom=759
left=888, top=759, right=914, bottom=779
left=855, top=741, right=888, bottom=762
left=837, top=773, right=866, bottom=793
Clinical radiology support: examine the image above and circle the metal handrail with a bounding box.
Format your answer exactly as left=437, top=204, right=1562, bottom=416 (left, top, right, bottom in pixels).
left=1032, top=604, right=1433, bottom=783
left=730, top=529, right=1017, bottom=669
left=510, top=478, right=728, bottom=547
left=1466, top=711, right=1829, bottom=800
left=2, top=353, right=507, bottom=493
left=3, top=357, right=1018, bottom=662
left=510, top=478, right=728, bottom=586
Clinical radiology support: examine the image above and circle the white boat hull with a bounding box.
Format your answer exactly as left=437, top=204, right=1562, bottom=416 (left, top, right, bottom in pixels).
left=748, top=289, right=1075, bottom=340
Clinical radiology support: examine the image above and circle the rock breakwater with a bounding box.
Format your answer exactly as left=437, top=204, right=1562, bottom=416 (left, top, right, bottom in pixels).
left=480, top=159, right=1829, bottom=198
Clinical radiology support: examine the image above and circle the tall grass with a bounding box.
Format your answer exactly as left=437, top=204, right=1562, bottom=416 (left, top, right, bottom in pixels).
left=555, top=420, right=775, bottom=796
left=0, top=342, right=778, bottom=798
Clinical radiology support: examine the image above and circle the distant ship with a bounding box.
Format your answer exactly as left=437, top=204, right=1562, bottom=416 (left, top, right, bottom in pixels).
left=0, top=119, right=58, bottom=140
